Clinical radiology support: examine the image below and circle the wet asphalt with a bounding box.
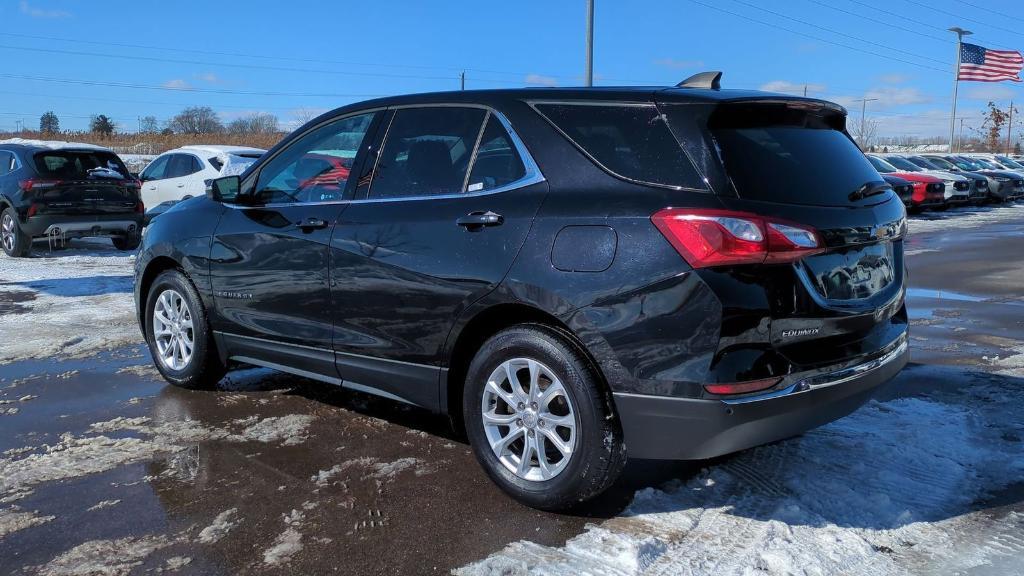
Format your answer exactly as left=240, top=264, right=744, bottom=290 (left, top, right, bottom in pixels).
left=1, top=205, right=1023, bottom=575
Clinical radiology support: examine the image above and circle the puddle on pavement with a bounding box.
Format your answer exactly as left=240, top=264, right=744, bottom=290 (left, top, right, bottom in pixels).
left=1, top=346, right=683, bottom=575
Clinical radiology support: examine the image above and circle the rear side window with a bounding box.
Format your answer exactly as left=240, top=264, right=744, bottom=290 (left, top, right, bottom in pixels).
left=369, top=107, right=487, bottom=199
left=208, top=156, right=224, bottom=171
left=533, top=103, right=706, bottom=190
left=33, top=150, right=127, bottom=180
left=0, top=152, right=11, bottom=176
left=700, top=102, right=885, bottom=206
left=466, top=116, right=527, bottom=191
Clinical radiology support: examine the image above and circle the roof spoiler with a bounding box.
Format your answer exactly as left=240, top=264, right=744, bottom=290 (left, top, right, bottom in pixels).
left=676, top=71, right=722, bottom=90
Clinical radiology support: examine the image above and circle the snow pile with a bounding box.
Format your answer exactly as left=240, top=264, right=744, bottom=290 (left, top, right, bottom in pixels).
left=35, top=535, right=173, bottom=576
left=197, top=508, right=239, bottom=544
left=0, top=241, right=139, bottom=364
left=263, top=509, right=305, bottom=566
left=908, top=203, right=1024, bottom=235
left=458, top=392, right=1024, bottom=575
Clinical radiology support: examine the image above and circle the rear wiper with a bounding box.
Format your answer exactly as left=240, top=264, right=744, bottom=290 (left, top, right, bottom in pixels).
left=848, top=181, right=891, bottom=202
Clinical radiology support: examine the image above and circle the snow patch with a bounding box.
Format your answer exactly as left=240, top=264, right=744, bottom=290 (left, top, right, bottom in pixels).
left=197, top=508, right=239, bottom=544
left=86, top=499, right=121, bottom=512
left=35, top=535, right=173, bottom=576
left=233, top=414, right=314, bottom=445
left=263, top=509, right=305, bottom=566
left=0, top=506, right=55, bottom=537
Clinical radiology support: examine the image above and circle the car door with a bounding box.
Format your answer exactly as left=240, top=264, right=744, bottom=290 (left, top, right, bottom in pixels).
left=208, top=110, right=382, bottom=381
left=329, top=105, right=547, bottom=409
left=140, top=154, right=171, bottom=206
left=159, top=154, right=203, bottom=202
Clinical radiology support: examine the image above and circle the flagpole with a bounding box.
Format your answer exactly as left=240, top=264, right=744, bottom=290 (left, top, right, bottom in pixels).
left=949, top=27, right=972, bottom=153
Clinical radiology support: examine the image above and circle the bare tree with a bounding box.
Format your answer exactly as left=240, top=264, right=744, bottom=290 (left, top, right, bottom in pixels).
left=293, top=107, right=321, bottom=126
left=227, top=113, right=279, bottom=135
left=168, top=106, right=223, bottom=135
left=139, top=116, right=159, bottom=134
left=850, top=117, right=879, bottom=150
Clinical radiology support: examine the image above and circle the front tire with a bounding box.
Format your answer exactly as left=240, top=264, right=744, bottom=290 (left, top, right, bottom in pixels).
left=1, top=208, right=30, bottom=258
left=463, top=325, right=626, bottom=511
left=145, top=269, right=225, bottom=389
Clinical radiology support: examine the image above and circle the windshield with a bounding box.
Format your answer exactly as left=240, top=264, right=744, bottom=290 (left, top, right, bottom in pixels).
left=951, top=156, right=980, bottom=170
left=924, top=156, right=957, bottom=170
left=907, top=156, right=939, bottom=170
left=996, top=155, right=1024, bottom=169
left=696, top=102, right=881, bottom=206
left=32, top=150, right=127, bottom=180
left=975, top=158, right=999, bottom=169
left=884, top=156, right=922, bottom=172
left=867, top=155, right=897, bottom=173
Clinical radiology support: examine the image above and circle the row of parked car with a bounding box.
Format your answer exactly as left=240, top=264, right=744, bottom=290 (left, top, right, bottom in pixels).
left=0, top=139, right=266, bottom=256
left=868, top=152, right=1024, bottom=212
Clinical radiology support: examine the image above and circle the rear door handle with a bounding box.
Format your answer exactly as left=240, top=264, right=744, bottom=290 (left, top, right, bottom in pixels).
left=456, top=211, right=504, bottom=230
left=177, top=183, right=186, bottom=188
left=296, top=217, right=329, bottom=232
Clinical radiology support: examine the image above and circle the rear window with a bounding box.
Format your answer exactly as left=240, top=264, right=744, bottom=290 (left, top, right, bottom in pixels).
left=700, top=102, right=884, bottom=206
left=33, top=150, right=127, bottom=180
left=533, top=103, right=706, bottom=190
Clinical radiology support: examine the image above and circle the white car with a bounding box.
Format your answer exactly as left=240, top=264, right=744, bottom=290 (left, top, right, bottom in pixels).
left=139, top=145, right=265, bottom=207
left=876, top=154, right=972, bottom=205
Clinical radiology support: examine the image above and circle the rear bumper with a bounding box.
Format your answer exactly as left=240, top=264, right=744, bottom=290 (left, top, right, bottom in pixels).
left=24, top=214, right=143, bottom=239
left=614, top=335, right=909, bottom=460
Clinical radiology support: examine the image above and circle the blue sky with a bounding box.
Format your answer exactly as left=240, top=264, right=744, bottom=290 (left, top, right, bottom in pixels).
left=2, top=0, right=1024, bottom=138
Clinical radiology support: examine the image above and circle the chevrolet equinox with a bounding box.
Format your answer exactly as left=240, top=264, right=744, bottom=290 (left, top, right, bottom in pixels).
left=134, top=73, right=909, bottom=510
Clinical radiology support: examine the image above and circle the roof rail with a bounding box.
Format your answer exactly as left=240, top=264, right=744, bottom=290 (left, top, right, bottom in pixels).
left=676, top=71, right=722, bottom=90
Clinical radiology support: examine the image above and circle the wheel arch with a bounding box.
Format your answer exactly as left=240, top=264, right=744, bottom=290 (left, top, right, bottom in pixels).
left=443, top=302, right=615, bottom=431
left=137, top=256, right=188, bottom=334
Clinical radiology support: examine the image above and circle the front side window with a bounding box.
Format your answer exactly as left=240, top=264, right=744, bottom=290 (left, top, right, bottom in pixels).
left=142, top=155, right=170, bottom=181
left=534, top=103, right=706, bottom=190
left=369, top=107, right=487, bottom=200
left=884, top=156, right=922, bottom=172
left=907, top=156, right=938, bottom=170
left=254, top=111, right=377, bottom=204
left=0, top=152, right=10, bottom=176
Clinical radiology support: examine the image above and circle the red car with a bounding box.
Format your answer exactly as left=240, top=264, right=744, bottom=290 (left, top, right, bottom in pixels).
left=867, top=155, right=945, bottom=212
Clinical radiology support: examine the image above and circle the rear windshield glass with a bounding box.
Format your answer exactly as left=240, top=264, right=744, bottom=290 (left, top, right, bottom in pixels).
left=533, top=103, right=706, bottom=190
left=701, top=102, right=883, bottom=206
left=33, top=150, right=127, bottom=180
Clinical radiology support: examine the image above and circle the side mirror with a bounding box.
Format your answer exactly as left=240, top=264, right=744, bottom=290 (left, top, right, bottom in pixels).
left=208, top=175, right=241, bottom=203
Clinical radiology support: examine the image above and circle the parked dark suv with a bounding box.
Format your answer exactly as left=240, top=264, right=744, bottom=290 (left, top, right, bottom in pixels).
left=134, top=74, right=909, bottom=510
left=0, top=142, right=144, bottom=257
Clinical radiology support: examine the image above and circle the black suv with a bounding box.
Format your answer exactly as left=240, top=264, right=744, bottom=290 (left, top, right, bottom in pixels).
left=134, top=74, right=909, bottom=510
left=0, top=142, right=144, bottom=257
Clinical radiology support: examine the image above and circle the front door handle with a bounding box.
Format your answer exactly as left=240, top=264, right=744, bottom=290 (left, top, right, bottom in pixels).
left=296, top=217, right=329, bottom=232
left=456, top=211, right=504, bottom=230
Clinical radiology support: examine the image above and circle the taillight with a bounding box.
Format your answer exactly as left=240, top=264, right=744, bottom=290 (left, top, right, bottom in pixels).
left=136, top=201, right=145, bottom=214
left=19, top=178, right=61, bottom=193
left=27, top=204, right=38, bottom=217
left=651, top=208, right=824, bottom=268
left=704, top=377, right=782, bottom=396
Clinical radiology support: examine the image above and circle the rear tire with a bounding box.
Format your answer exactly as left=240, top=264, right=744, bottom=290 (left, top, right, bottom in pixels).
left=112, top=234, right=141, bottom=251
left=463, top=325, right=626, bottom=511
left=145, top=269, right=225, bottom=390
left=1, top=208, right=30, bottom=258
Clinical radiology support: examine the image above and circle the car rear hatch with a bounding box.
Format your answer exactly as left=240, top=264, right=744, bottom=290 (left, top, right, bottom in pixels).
left=25, top=149, right=141, bottom=216
left=657, top=96, right=907, bottom=383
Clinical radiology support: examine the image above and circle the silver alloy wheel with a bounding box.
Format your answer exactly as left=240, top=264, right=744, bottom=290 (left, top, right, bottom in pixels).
left=1, top=213, right=15, bottom=253
left=152, top=289, right=195, bottom=371
left=481, top=358, right=577, bottom=481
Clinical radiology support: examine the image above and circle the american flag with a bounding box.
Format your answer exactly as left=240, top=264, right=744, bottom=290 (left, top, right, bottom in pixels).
left=958, top=42, right=1024, bottom=83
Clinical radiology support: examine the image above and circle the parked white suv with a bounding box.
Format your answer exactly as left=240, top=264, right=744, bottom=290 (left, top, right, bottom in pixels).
left=139, top=145, right=265, bottom=207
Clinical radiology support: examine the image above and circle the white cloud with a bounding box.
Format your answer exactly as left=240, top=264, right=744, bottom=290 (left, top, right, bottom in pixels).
left=759, top=80, right=826, bottom=95
left=879, top=73, right=910, bottom=84
left=654, top=58, right=705, bottom=70
left=830, top=87, right=931, bottom=110
left=871, top=109, right=984, bottom=138
left=964, top=85, right=1016, bottom=101
left=161, top=79, right=191, bottom=90
left=195, top=72, right=221, bottom=84
left=19, top=0, right=70, bottom=18
left=524, top=74, right=558, bottom=87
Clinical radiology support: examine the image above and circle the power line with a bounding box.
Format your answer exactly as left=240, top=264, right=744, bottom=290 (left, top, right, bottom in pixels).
left=953, top=0, right=1024, bottom=25
left=803, top=0, right=954, bottom=45
left=900, top=0, right=1024, bottom=39
left=0, top=73, right=389, bottom=98
left=842, top=0, right=1016, bottom=51
left=727, top=0, right=950, bottom=66
left=683, top=0, right=948, bottom=73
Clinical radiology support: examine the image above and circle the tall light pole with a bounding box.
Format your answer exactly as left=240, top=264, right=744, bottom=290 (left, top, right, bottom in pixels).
left=853, top=97, right=878, bottom=147
left=585, top=0, right=594, bottom=87
left=958, top=117, right=966, bottom=152
left=949, top=27, right=972, bottom=153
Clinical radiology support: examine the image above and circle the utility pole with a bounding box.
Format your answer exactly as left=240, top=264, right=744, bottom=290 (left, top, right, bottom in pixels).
left=1007, top=100, right=1014, bottom=154
left=803, top=84, right=808, bottom=97
left=460, top=71, right=465, bottom=91
left=853, top=98, right=878, bottom=147
left=585, top=0, right=594, bottom=87
left=948, top=27, right=972, bottom=153
left=958, top=118, right=965, bottom=152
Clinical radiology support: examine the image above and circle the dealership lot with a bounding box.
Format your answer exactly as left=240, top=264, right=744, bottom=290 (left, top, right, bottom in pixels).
left=0, top=204, right=1022, bottom=575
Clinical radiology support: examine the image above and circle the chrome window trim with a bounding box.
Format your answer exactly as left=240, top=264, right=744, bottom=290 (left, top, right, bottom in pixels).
left=526, top=99, right=710, bottom=193
left=227, top=104, right=545, bottom=210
